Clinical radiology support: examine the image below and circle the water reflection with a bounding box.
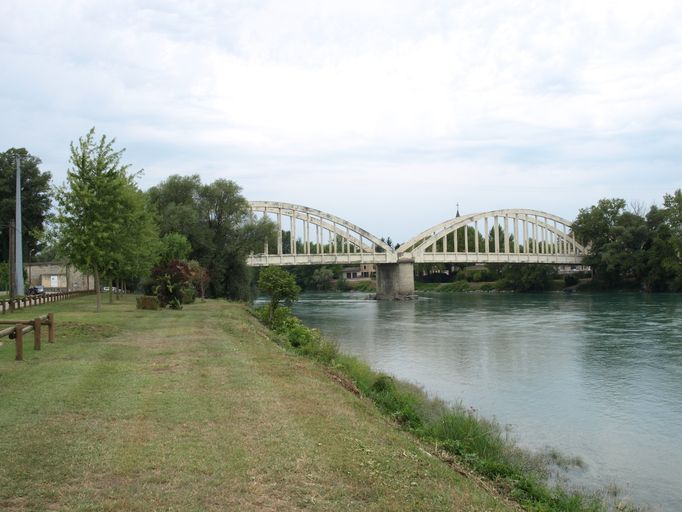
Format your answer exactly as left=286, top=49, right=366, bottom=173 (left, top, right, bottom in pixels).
left=292, top=292, right=682, bottom=511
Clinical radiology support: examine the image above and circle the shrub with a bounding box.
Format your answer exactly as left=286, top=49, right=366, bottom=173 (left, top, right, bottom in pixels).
left=136, top=296, right=160, bottom=310
left=371, top=374, right=396, bottom=393
left=258, top=267, right=300, bottom=325
left=564, top=274, right=580, bottom=287
left=479, top=283, right=496, bottom=292
left=151, top=260, right=193, bottom=308
left=449, top=280, right=470, bottom=292
left=181, top=286, right=196, bottom=304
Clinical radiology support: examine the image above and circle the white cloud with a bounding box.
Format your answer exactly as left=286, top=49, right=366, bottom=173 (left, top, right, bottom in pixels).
left=1, top=0, right=681, bottom=241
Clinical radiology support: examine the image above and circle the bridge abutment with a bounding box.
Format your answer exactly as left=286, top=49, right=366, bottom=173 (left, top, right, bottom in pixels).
left=375, top=262, right=415, bottom=300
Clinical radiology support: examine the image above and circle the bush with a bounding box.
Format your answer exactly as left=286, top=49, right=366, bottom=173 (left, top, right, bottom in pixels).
left=452, top=281, right=470, bottom=292
left=151, top=260, right=193, bottom=308
left=136, top=296, right=160, bottom=310
left=371, top=374, right=396, bottom=393
left=564, top=274, right=580, bottom=287
left=181, top=287, right=196, bottom=304
left=479, top=283, right=496, bottom=292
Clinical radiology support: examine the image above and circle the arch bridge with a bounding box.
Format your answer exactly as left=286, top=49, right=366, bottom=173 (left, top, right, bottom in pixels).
left=248, top=201, right=586, bottom=298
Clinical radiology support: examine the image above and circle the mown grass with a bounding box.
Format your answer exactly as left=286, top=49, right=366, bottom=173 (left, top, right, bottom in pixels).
left=0, top=295, right=519, bottom=511
left=260, top=306, right=640, bottom=512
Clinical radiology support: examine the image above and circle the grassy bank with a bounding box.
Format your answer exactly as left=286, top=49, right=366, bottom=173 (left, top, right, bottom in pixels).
left=0, top=295, right=518, bottom=511
left=261, top=306, right=638, bottom=512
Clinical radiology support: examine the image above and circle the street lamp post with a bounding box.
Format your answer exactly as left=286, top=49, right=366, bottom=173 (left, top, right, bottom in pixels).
left=15, top=155, right=25, bottom=296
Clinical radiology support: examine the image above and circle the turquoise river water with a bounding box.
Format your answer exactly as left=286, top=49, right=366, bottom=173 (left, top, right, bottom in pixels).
left=290, top=292, right=682, bottom=511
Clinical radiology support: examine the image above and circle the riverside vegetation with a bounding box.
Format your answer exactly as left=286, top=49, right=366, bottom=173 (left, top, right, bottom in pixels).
left=258, top=305, right=644, bottom=512
left=255, top=268, right=639, bottom=512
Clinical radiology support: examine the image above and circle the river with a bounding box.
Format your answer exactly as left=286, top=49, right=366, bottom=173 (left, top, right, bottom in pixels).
left=291, top=291, right=682, bottom=511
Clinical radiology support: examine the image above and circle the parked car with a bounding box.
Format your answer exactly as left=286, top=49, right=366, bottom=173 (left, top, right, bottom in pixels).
left=27, top=285, right=45, bottom=295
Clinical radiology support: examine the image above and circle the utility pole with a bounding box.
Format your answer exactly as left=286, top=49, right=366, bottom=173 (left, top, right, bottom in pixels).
left=9, top=220, right=16, bottom=311
left=15, top=155, right=25, bottom=296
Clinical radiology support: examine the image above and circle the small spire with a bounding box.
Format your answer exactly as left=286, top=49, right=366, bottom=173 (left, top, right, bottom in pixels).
left=456, top=202, right=460, bottom=217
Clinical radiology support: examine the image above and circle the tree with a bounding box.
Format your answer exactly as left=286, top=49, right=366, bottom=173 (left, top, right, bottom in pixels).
left=499, top=264, right=557, bottom=292
left=310, top=267, right=334, bottom=290
left=188, top=260, right=210, bottom=301
left=644, top=190, right=682, bottom=291
left=159, top=233, right=192, bottom=263
left=0, top=261, right=8, bottom=291
left=55, top=128, right=156, bottom=311
left=0, top=148, right=52, bottom=263
left=147, top=174, right=275, bottom=300
left=258, top=266, right=300, bottom=323
left=107, top=185, right=161, bottom=300
left=572, top=198, right=628, bottom=286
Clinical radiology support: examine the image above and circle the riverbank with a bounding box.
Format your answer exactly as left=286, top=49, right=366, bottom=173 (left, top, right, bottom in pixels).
left=261, top=302, right=643, bottom=512
left=0, top=295, right=517, bottom=511
left=415, top=279, right=586, bottom=293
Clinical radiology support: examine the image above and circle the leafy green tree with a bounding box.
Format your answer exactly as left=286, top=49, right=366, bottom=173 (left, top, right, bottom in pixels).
left=643, top=190, right=682, bottom=291
left=147, top=175, right=214, bottom=259
left=106, top=185, right=161, bottom=301
left=0, top=261, right=8, bottom=291
left=573, top=198, right=628, bottom=286
left=55, top=128, right=153, bottom=311
left=600, top=211, right=649, bottom=283
left=0, top=148, right=52, bottom=262
left=160, top=233, right=192, bottom=263
left=258, top=266, right=300, bottom=324
left=499, top=264, right=557, bottom=292
left=147, top=175, right=275, bottom=300
left=310, top=267, right=334, bottom=290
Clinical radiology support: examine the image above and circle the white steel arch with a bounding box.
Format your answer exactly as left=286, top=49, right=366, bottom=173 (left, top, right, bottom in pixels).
left=247, top=201, right=397, bottom=266
left=399, top=209, right=586, bottom=265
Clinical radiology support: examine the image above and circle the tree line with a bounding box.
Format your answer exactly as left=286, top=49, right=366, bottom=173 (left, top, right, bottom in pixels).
left=572, top=194, right=682, bottom=291
left=2, top=128, right=681, bottom=301
left=1, top=128, right=274, bottom=310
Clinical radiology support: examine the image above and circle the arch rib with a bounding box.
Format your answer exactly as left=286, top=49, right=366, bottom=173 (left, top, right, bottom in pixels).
left=399, top=209, right=585, bottom=259
left=248, top=201, right=396, bottom=266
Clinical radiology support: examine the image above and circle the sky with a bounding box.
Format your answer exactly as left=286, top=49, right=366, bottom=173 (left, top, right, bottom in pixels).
left=2, top=0, right=681, bottom=243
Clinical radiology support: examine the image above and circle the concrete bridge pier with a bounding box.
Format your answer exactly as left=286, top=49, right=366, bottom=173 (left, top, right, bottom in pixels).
left=375, top=262, right=416, bottom=300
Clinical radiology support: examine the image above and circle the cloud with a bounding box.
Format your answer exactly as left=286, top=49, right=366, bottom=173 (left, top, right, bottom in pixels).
left=1, top=0, right=681, bottom=241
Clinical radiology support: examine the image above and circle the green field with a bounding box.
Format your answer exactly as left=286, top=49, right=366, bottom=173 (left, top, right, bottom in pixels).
left=0, top=296, right=515, bottom=511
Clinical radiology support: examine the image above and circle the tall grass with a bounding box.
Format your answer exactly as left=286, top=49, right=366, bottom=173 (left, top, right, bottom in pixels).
left=255, top=305, right=626, bottom=512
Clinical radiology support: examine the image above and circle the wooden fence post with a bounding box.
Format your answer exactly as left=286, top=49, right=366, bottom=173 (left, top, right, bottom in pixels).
left=48, top=313, right=55, bottom=343
left=15, top=324, right=23, bottom=361
left=34, top=318, right=41, bottom=350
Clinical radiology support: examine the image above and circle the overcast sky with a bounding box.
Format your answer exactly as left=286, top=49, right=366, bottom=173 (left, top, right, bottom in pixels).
left=2, top=1, right=681, bottom=242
